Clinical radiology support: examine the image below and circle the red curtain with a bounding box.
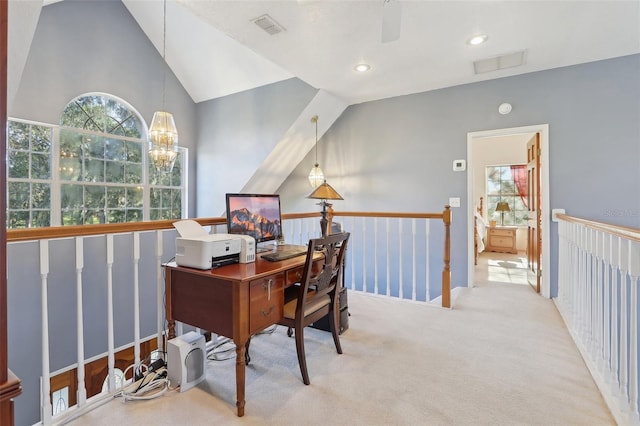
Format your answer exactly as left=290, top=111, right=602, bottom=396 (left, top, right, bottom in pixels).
left=511, top=165, right=528, bottom=208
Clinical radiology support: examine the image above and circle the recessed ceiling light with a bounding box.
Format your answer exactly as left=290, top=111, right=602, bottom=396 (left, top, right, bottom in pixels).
left=468, top=34, right=488, bottom=46
left=354, top=63, right=371, bottom=72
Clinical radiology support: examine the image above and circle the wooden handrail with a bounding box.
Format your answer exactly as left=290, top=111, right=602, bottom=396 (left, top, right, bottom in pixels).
left=7, top=210, right=454, bottom=242
left=556, top=213, right=640, bottom=243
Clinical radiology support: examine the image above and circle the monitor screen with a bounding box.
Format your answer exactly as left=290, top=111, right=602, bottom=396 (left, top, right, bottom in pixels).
left=225, top=193, right=282, bottom=244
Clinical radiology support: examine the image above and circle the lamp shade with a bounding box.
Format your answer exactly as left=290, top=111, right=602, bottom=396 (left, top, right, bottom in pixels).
left=495, top=201, right=511, bottom=212
left=148, top=111, right=179, bottom=173
left=307, top=180, right=343, bottom=201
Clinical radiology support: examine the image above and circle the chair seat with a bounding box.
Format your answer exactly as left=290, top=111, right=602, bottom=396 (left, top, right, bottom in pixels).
left=283, top=293, right=330, bottom=320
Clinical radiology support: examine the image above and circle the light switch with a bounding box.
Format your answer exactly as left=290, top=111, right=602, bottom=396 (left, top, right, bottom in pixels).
left=449, top=197, right=460, bottom=208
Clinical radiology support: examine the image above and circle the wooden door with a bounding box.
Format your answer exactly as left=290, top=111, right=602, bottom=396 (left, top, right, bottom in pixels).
left=526, top=133, right=541, bottom=292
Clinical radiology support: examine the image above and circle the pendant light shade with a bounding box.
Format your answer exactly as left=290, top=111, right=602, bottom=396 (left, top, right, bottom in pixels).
left=308, top=115, right=324, bottom=188
left=149, top=111, right=179, bottom=173
left=149, top=0, right=178, bottom=173
left=308, top=164, right=324, bottom=189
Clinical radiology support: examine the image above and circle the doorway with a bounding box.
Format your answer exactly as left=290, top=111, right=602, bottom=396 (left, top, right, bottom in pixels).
left=466, top=124, right=550, bottom=297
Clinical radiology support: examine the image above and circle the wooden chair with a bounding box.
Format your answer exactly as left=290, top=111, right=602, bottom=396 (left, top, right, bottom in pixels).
left=279, top=232, right=350, bottom=385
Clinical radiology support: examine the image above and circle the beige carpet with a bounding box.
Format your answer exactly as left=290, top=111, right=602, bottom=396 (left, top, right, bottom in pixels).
left=69, top=252, right=613, bottom=425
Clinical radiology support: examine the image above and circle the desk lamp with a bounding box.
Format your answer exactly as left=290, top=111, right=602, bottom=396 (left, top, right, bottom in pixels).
left=495, top=201, right=511, bottom=226
left=307, top=180, right=343, bottom=237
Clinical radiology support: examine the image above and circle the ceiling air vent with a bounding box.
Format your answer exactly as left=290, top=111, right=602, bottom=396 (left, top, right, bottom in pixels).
left=473, top=50, right=526, bottom=74
left=252, top=14, right=286, bottom=35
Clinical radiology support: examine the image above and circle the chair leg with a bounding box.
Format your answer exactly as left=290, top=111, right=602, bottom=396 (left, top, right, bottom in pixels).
left=328, top=308, right=343, bottom=354
left=294, top=324, right=310, bottom=385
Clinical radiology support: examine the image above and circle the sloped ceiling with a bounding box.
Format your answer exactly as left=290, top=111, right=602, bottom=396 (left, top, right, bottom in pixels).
left=9, top=1, right=640, bottom=107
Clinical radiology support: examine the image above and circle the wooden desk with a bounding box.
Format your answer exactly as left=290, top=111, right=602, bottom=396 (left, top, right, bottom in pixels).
left=164, top=247, right=320, bottom=417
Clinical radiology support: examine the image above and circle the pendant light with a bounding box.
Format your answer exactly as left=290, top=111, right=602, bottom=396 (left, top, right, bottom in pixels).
left=148, top=0, right=178, bottom=173
left=308, top=115, right=325, bottom=188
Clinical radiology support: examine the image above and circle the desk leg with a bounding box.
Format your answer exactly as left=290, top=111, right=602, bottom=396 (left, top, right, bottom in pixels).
left=235, top=343, right=246, bottom=417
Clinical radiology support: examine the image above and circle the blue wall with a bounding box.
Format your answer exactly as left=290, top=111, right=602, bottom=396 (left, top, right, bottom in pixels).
left=278, top=54, right=640, bottom=295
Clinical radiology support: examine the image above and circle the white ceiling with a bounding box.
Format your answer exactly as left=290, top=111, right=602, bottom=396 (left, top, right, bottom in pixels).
left=118, top=0, right=640, bottom=106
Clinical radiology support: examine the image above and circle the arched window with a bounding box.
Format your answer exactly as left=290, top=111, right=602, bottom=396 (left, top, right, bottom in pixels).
left=7, top=93, right=186, bottom=228
left=61, top=94, right=145, bottom=138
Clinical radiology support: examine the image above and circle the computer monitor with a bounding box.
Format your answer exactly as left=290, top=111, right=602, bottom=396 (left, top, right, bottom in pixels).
left=225, top=193, right=282, bottom=247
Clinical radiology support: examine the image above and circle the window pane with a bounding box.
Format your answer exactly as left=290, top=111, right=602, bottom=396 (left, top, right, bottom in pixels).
left=8, top=182, right=30, bottom=209
left=127, top=187, right=143, bottom=207
left=105, top=138, right=126, bottom=161
left=86, top=136, right=105, bottom=159
left=126, top=141, right=142, bottom=163
left=85, top=186, right=106, bottom=209
left=31, top=153, right=51, bottom=179
left=84, top=159, right=105, bottom=182
left=31, top=125, right=51, bottom=153
left=105, top=161, right=125, bottom=183
left=125, top=163, right=142, bottom=184
left=62, top=210, right=83, bottom=226
left=32, top=183, right=51, bottom=209
left=127, top=209, right=143, bottom=222
left=61, top=184, right=84, bottom=209
left=107, top=187, right=126, bottom=208
left=32, top=210, right=51, bottom=228
left=8, top=151, right=29, bottom=178
left=107, top=209, right=125, bottom=223
left=85, top=209, right=105, bottom=224
left=8, top=121, right=29, bottom=150
left=8, top=211, right=29, bottom=228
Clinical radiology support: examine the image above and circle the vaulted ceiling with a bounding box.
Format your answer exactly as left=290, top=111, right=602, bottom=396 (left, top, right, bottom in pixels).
left=124, top=0, right=640, bottom=105
left=9, top=1, right=640, bottom=107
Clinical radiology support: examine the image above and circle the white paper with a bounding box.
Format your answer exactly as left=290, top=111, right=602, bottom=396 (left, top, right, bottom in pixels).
left=173, top=219, right=208, bottom=238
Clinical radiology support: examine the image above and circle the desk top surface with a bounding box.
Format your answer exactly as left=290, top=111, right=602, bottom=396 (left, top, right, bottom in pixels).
left=165, top=244, right=321, bottom=282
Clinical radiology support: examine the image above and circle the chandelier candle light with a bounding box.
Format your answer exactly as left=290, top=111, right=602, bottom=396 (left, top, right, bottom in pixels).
left=149, top=0, right=179, bottom=173
left=308, top=115, right=325, bottom=188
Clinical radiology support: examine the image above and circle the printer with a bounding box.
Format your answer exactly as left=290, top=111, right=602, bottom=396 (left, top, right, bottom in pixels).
left=173, top=220, right=255, bottom=269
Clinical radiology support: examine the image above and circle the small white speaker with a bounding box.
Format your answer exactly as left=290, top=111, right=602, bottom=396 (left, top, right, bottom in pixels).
left=167, top=331, right=206, bottom=392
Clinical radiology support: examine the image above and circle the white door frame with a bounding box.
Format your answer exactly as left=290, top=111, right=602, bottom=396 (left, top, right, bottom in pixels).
left=466, top=124, right=550, bottom=298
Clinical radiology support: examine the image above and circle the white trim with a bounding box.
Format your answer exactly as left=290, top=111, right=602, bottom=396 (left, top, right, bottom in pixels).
left=467, top=124, right=551, bottom=298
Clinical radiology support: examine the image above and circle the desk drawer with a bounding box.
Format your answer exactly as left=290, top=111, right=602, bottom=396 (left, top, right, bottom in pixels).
left=285, top=266, right=304, bottom=287
left=249, top=274, right=284, bottom=333
left=285, top=259, right=323, bottom=287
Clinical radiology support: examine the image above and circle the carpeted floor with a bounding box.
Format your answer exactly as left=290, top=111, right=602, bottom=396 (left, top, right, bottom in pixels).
left=69, top=251, right=614, bottom=425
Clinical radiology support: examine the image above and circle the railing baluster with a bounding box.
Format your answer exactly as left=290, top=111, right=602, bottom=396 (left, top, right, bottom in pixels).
left=133, top=232, right=141, bottom=367
left=106, top=234, right=116, bottom=392
left=411, top=218, right=416, bottom=301
left=362, top=218, right=367, bottom=293
left=386, top=218, right=390, bottom=296
left=75, top=237, right=87, bottom=407
left=398, top=219, right=403, bottom=300
left=374, top=217, right=379, bottom=295
left=40, top=240, right=52, bottom=425
left=425, top=219, right=430, bottom=302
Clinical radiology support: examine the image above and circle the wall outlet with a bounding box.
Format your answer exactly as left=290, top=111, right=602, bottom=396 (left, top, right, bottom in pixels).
left=449, top=197, right=461, bottom=208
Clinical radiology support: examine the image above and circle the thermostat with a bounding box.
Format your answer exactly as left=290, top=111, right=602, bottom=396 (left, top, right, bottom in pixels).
left=453, top=159, right=466, bottom=171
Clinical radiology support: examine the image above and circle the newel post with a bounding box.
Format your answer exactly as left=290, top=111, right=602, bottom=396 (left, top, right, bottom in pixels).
left=442, top=205, right=452, bottom=308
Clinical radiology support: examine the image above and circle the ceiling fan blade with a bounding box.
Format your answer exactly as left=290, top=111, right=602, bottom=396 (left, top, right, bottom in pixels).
left=381, top=0, right=402, bottom=43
